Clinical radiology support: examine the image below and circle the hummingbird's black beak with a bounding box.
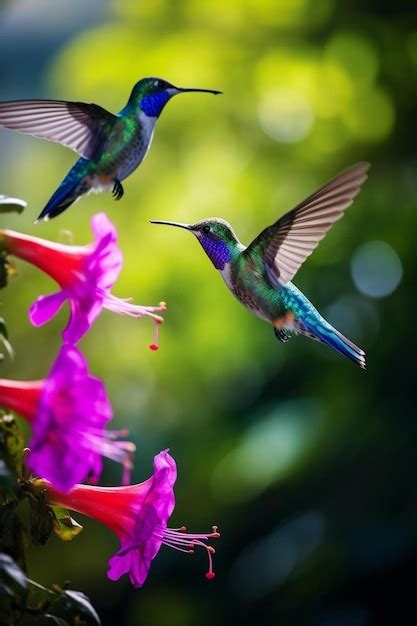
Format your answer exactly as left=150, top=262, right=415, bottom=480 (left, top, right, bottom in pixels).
left=176, top=87, right=222, bottom=95
left=150, top=220, right=192, bottom=231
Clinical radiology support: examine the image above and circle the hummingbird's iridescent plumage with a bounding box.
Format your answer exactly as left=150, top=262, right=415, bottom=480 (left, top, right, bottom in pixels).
left=0, top=78, right=221, bottom=221
left=151, top=163, right=370, bottom=368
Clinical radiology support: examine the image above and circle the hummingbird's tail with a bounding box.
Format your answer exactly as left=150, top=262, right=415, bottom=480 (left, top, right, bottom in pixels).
left=295, top=319, right=366, bottom=369
left=37, top=163, right=90, bottom=221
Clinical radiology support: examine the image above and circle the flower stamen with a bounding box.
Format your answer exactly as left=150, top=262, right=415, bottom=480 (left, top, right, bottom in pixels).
left=102, top=293, right=166, bottom=352
left=80, top=429, right=136, bottom=485
left=160, top=525, right=220, bottom=580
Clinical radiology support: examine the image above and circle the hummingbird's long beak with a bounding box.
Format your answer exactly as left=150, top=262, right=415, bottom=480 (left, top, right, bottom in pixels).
left=150, top=220, right=192, bottom=230
left=176, top=87, right=222, bottom=95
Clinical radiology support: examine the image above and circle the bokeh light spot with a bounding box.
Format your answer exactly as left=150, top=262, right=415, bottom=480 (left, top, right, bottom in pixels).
left=258, top=88, right=314, bottom=143
left=213, top=399, right=323, bottom=501
left=343, top=89, right=395, bottom=142
left=324, top=32, right=378, bottom=87
left=351, top=241, right=402, bottom=298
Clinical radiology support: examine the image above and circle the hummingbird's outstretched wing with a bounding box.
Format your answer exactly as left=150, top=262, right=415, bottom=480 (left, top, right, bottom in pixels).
left=0, top=100, right=117, bottom=159
left=246, top=162, right=370, bottom=286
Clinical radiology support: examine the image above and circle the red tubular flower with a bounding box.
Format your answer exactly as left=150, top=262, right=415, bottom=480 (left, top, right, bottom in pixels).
left=0, top=212, right=166, bottom=348
left=0, top=345, right=134, bottom=492
left=41, top=450, right=220, bottom=587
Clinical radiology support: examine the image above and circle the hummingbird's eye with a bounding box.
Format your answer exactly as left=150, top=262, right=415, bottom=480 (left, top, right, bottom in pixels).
left=154, top=80, right=162, bottom=88
left=201, top=225, right=211, bottom=235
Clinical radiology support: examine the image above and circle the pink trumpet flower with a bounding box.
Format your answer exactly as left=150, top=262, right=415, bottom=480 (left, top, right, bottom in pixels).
left=0, top=345, right=134, bottom=492
left=0, top=212, right=166, bottom=347
left=40, top=450, right=220, bottom=587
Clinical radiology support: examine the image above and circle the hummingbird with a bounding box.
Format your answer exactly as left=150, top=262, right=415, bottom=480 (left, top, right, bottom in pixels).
left=151, top=162, right=370, bottom=368
left=0, top=78, right=221, bottom=221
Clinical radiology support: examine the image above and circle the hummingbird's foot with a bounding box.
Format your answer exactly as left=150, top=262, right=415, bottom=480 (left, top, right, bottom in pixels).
left=274, top=328, right=291, bottom=343
left=112, top=179, right=124, bottom=201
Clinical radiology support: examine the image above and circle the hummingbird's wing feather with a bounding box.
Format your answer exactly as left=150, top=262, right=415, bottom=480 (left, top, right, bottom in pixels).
left=247, top=162, right=370, bottom=286
left=0, top=100, right=117, bottom=159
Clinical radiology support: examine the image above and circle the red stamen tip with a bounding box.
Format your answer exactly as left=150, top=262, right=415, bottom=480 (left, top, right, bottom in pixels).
left=149, top=343, right=159, bottom=351
left=206, top=572, right=216, bottom=580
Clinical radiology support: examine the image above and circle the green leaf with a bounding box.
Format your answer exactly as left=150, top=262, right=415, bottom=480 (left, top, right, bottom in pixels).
left=27, top=577, right=53, bottom=608
left=26, top=616, right=69, bottom=626
left=0, top=503, right=21, bottom=558
left=0, top=319, right=8, bottom=340
left=0, top=458, right=13, bottom=489
left=0, top=253, right=14, bottom=290
left=27, top=491, right=55, bottom=546
left=0, top=552, right=28, bottom=593
left=0, top=335, right=14, bottom=360
left=0, top=195, right=26, bottom=214
left=51, top=590, right=101, bottom=626
left=0, top=581, right=13, bottom=597
left=63, top=590, right=100, bottom=620
left=52, top=507, right=83, bottom=542
left=0, top=414, right=25, bottom=478
left=0, top=317, right=14, bottom=359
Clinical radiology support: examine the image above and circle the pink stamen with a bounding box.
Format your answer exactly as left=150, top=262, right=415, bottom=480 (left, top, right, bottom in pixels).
left=81, top=429, right=136, bottom=486
left=149, top=319, right=162, bottom=351
left=159, top=525, right=220, bottom=580
left=102, top=294, right=166, bottom=351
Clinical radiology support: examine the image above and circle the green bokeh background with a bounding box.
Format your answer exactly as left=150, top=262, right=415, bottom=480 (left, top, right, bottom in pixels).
left=1, top=1, right=417, bottom=624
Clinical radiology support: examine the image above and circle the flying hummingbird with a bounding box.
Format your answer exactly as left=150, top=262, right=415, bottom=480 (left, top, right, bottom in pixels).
left=0, top=78, right=221, bottom=221
left=152, top=162, right=370, bottom=368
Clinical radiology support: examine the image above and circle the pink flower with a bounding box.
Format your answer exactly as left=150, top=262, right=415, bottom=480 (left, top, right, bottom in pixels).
left=42, top=450, right=220, bottom=587
left=0, top=212, right=166, bottom=348
left=0, top=345, right=134, bottom=492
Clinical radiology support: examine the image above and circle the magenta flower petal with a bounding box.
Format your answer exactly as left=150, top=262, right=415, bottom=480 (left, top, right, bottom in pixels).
left=107, top=450, right=176, bottom=586
left=61, top=294, right=104, bottom=344
left=108, top=548, right=150, bottom=587
left=1, top=211, right=166, bottom=346
left=43, top=450, right=219, bottom=588
left=89, top=212, right=122, bottom=289
left=29, top=290, right=68, bottom=326
left=26, top=344, right=134, bottom=492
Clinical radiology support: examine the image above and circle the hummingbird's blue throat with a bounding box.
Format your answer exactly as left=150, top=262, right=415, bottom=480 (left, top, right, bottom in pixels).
left=141, top=92, right=172, bottom=117
left=198, top=236, right=231, bottom=270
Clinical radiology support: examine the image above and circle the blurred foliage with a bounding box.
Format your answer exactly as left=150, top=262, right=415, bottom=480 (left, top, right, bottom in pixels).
left=0, top=416, right=92, bottom=624
left=0, top=0, right=416, bottom=625
left=0, top=552, right=100, bottom=625
left=0, top=317, right=14, bottom=361
left=51, top=508, right=83, bottom=543
left=0, top=197, right=23, bottom=360
left=0, top=416, right=84, bottom=560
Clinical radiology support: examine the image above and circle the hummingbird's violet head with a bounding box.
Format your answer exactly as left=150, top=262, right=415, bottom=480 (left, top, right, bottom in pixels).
left=150, top=218, right=240, bottom=270
left=190, top=219, right=241, bottom=269
left=129, top=77, right=222, bottom=118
